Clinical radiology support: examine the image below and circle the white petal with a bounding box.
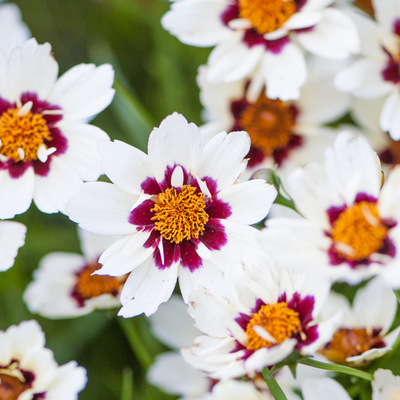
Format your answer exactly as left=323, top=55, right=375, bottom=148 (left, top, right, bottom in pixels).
left=302, top=378, right=351, bottom=400
left=66, top=181, right=137, bottom=235
left=118, top=259, right=179, bottom=317
left=33, top=156, right=82, bottom=214
left=98, top=139, right=153, bottom=195
left=198, top=130, right=250, bottom=191
left=0, top=167, right=35, bottom=219
left=49, top=63, right=115, bottom=121
left=0, top=221, right=26, bottom=271
left=262, top=42, right=307, bottom=101
left=296, top=8, right=359, bottom=59
left=380, top=91, right=400, bottom=140
left=217, top=179, right=277, bottom=224
left=148, top=112, right=202, bottom=183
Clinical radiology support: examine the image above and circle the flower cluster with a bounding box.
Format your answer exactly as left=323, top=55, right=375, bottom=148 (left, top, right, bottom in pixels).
left=3, top=0, right=400, bottom=399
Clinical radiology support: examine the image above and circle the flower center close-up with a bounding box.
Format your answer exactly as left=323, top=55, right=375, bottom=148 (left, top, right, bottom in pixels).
left=151, top=185, right=209, bottom=244
left=238, top=0, right=296, bottom=35
left=0, top=106, right=52, bottom=162
left=73, top=261, right=126, bottom=304
left=0, top=362, right=33, bottom=400
left=331, top=201, right=388, bottom=261
left=246, top=302, right=301, bottom=351
left=319, top=328, right=384, bottom=365
left=239, top=94, right=294, bottom=156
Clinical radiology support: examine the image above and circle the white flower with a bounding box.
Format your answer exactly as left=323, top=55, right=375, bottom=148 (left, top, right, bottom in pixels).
left=198, top=56, right=350, bottom=179
left=0, top=38, right=114, bottom=218
left=23, top=228, right=122, bottom=319
left=318, top=277, right=400, bottom=365
left=335, top=0, right=400, bottom=140
left=181, top=266, right=339, bottom=380
left=0, top=2, right=30, bottom=56
left=372, top=369, right=400, bottom=400
left=263, top=131, right=400, bottom=286
left=66, top=112, right=277, bottom=317
left=162, top=0, right=359, bottom=100
left=0, top=319, right=87, bottom=400
left=0, top=220, right=26, bottom=272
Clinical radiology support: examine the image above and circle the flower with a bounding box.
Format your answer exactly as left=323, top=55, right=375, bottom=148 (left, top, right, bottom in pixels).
left=23, top=228, right=123, bottom=319
left=262, top=131, right=400, bottom=286
left=301, top=377, right=351, bottom=400
left=181, top=266, right=339, bottom=380
left=318, top=277, right=400, bottom=365
left=335, top=0, right=400, bottom=140
left=162, top=0, right=359, bottom=100
left=0, top=38, right=114, bottom=218
left=198, top=56, right=350, bottom=177
left=66, top=112, right=277, bottom=317
left=0, top=2, right=30, bottom=56
left=0, top=319, right=87, bottom=400
left=0, top=220, right=26, bottom=272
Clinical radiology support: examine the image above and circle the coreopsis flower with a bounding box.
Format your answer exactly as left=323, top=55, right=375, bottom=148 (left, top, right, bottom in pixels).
left=372, top=369, right=400, bottom=400
left=198, top=57, right=349, bottom=177
left=162, top=0, right=359, bottom=100
left=66, top=112, right=277, bottom=317
left=24, top=229, right=123, bottom=318
left=262, top=131, right=400, bottom=286
left=181, top=266, right=339, bottom=380
left=0, top=2, right=30, bottom=56
left=318, top=277, right=400, bottom=365
left=0, top=220, right=26, bottom=271
left=0, top=319, right=87, bottom=400
left=0, top=38, right=114, bottom=218
left=335, top=0, right=400, bottom=140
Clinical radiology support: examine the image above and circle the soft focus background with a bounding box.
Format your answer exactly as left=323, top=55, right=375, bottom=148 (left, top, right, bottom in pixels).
left=0, top=0, right=211, bottom=398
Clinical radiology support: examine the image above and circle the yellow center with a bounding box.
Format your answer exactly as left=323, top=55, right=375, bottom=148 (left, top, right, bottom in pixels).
left=246, top=302, right=301, bottom=351
left=239, top=94, right=294, bottom=156
left=319, top=328, right=383, bottom=365
left=75, top=262, right=126, bottom=300
left=0, top=363, right=31, bottom=400
left=151, top=185, right=209, bottom=244
left=331, top=202, right=388, bottom=261
left=239, top=0, right=296, bottom=35
left=0, top=107, right=52, bottom=162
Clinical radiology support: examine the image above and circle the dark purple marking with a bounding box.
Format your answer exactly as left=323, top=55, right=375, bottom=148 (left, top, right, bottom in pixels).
left=273, top=134, right=303, bottom=166
left=180, top=240, right=203, bottom=271
left=220, top=4, right=239, bottom=26
left=129, top=199, right=155, bottom=226
left=200, top=219, right=228, bottom=251
left=206, top=198, right=232, bottom=219
left=141, top=176, right=161, bottom=195
left=382, top=55, right=400, bottom=84
left=153, top=240, right=180, bottom=269
left=393, top=19, right=400, bottom=36
left=286, top=292, right=315, bottom=325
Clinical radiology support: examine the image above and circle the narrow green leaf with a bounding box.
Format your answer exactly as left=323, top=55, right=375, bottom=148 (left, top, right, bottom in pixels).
left=262, top=366, right=289, bottom=400
left=299, top=358, right=373, bottom=381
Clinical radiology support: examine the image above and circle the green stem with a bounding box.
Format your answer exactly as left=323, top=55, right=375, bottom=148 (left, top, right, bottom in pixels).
left=274, top=193, right=297, bottom=212
left=299, top=358, right=373, bottom=381
left=118, top=317, right=153, bottom=369
left=262, top=367, right=288, bottom=400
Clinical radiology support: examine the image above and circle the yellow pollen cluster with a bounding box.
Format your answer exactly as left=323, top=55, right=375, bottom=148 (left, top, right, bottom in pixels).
left=0, top=363, right=31, bottom=400
left=239, top=94, right=294, bottom=155
left=151, top=185, right=209, bottom=244
left=319, top=328, right=383, bottom=365
left=332, top=202, right=387, bottom=261
left=246, top=302, right=301, bottom=351
left=239, top=0, right=296, bottom=35
left=75, top=262, right=126, bottom=300
left=0, top=107, right=52, bottom=162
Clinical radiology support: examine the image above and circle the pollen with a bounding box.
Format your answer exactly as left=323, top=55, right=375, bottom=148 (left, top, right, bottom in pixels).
left=331, top=202, right=388, bottom=261
left=238, top=0, right=296, bottom=35
left=74, top=262, right=125, bottom=301
left=151, top=185, right=209, bottom=244
left=246, top=302, right=301, bottom=351
left=0, top=107, right=52, bottom=162
left=319, top=328, right=384, bottom=365
left=239, top=94, right=294, bottom=156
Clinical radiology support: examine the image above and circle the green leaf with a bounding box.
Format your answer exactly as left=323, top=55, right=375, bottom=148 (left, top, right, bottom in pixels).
left=121, top=367, right=134, bottom=400
left=262, top=366, right=288, bottom=400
